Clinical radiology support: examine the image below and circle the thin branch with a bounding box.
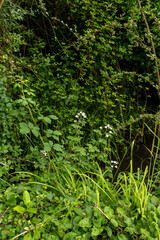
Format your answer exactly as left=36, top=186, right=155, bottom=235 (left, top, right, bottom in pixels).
left=0, top=207, right=9, bottom=219
left=0, top=0, right=5, bottom=10
left=4, top=157, right=33, bottom=164
left=11, top=227, right=35, bottom=240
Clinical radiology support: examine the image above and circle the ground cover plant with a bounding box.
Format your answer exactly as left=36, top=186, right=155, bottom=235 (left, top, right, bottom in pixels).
left=0, top=0, right=160, bottom=239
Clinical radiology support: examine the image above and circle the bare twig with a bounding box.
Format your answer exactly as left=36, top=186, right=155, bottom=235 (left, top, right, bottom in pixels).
left=0, top=0, right=5, bottom=10
left=95, top=204, right=110, bottom=221
left=4, top=157, right=33, bottom=164
left=0, top=207, right=9, bottom=219
left=11, top=227, right=35, bottom=239
left=0, top=162, right=6, bottom=166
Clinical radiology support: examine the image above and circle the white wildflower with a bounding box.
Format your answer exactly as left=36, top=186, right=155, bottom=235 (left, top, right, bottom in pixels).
left=106, top=134, right=109, bottom=138
left=108, top=124, right=113, bottom=130
left=74, top=120, right=77, bottom=123
left=105, top=124, right=113, bottom=130
left=100, top=126, right=103, bottom=130
left=109, top=130, right=113, bottom=134
left=81, top=112, right=87, bottom=118
left=41, top=150, right=47, bottom=156
left=111, top=160, right=118, bottom=164
left=75, top=111, right=87, bottom=119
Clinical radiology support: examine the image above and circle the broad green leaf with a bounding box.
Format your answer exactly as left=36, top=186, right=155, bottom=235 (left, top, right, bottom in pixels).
left=23, top=190, right=31, bottom=208
left=45, top=129, right=54, bottom=137
left=140, top=228, right=151, bottom=237
left=74, top=207, right=84, bottom=216
left=118, top=234, right=128, bottom=240
left=52, top=135, right=59, bottom=141
left=23, top=232, right=33, bottom=240
left=53, top=144, right=63, bottom=152
left=20, top=122, right=30, bottom=134
left=87, top=144, right=100, bottom=153
left=28, top=122, right=34, bottom=129
left=124, top=216, right=132, bottom=226
left=91, top=227, right=104, bottom=236
left=48, top=235, right=60, bottom=240
left=150, top=196, right=159, bottom=205
left=44, top=141, right=53, bottom=152
left=6, top=194, right=17, bottom=206
left=14, top=205, right=26, bottom=214
left=44, top=117, right=51, bottom=124
left=63, top=232, right=77, bottom=240
left=33, top=229, right=41, bottom=240
left=85, top=206, right=93, bottom=218
left=116, top=207, right=126, bottom=216
left=106, top=226, right=112, bottom=237
left=27, top=98, right=36, bottom=105
left=31, top=129, right=39, bottom=137
left=125, top=227, right=134, bottom=235
left=49, top=115, right=58, bottom=120
left=73, top=216, right=82, bottom=225
left=53, top=130, right=62, bottom=136
left=27, top=207, right=37, bottom=213
left=111, top=219, right=118, bottom=228
left=79, top=218, right=91, bottom=228
left=104, top=206, right=114, bottom=219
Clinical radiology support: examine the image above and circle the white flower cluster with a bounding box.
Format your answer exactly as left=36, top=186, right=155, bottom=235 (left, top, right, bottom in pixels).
left=99, top=124, right=113, bottom=138
left=74, top=111, right=87, bottom=122
left=40, top=150, right=47, bottom=156
left=111, top=160, right=119, bottom=169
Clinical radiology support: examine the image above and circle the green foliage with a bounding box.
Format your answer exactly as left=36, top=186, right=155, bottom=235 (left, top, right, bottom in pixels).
left=0, top=0, right=160, bottom=239
left=0, top=165, right=160, bottom=239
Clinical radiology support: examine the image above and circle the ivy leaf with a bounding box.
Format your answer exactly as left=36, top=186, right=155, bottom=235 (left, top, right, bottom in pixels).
left=14, top=205, right=26, bottom=214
